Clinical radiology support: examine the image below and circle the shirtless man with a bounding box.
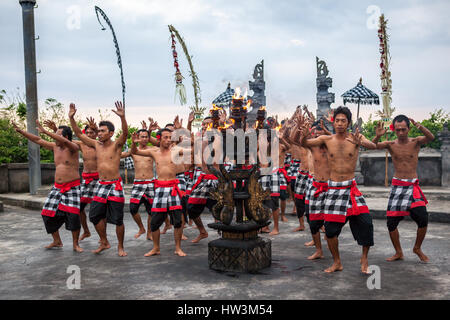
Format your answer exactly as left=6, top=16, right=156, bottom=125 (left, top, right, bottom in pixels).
left=13, top=120, right=83, bottom=252
left=267, top=125, right=290, bottom=235
left=69, top=102, right=128, bottom=257
left=295, top=119, right=331, bottom=260
left=373, top=115, right=434, bottom=262
left=44, top=118, right=98, bottom=241
left=121, top=128, right=157, bottom=240
left=299, top=106, right=377, bottom=273
left=131, top=128, right=187, bottom=257
left=186, top=117, right=219, bottom=243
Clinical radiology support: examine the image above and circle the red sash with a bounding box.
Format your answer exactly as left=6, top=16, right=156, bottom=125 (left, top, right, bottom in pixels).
left=154, top=179, right=184, bottom=198
left=55, top=179, right=81, bottom=193
left=82, top=172, right=99, bottom=185
left=99, top=178, right=123, bottom=191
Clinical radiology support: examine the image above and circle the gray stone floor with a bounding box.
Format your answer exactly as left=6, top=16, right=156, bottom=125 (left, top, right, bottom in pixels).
left=0, top=204, right=449, bottom=300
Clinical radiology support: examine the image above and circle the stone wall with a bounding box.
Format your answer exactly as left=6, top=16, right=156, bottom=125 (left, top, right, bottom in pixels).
left=0, top=161, right=135, bottom=193
left=360, top=149, right=442, bottom=186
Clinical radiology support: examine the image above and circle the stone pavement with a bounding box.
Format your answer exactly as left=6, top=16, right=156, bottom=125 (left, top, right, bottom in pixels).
left=0, top=204, right=449, bottom=300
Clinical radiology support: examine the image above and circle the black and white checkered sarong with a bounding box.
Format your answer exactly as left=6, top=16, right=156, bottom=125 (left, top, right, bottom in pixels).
left=151, top=180, right=183, bottom=212
left=42, top=180, right=81, bottom=217
left=288, top=159, right=301, bottom=180
left=130, top=179, right=155, bottom=204
left=308, top=179, right=328, bottom=220
left=324, top=179, right=369, bottom=223
left=387, top=178, right=428, bottom=217
left=93, top=178, right=125, bottom=204
left=294, top=170, right=309, bottom=199
left=188, top=174, right=219, bottom=204
left=176, top=173, right=188, bottom=193
left=80, top=172, right=99, bottom=204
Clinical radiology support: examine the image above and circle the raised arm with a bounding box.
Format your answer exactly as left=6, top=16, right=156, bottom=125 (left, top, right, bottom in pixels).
left=112, top=101, right=128, bottom=148
left=68, top=103, right=97, bottom=148
left=36, top=120, right=79, bottom=153
left=409, top=118, right=435, bottom=145
left=147, top=117, right=160, bottom=146
left=12, top=121, right=55, bottom=151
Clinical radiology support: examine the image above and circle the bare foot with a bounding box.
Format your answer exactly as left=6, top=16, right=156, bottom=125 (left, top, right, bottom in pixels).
left=269, top=229, right=279, bottom=236
left=308, top=251, right=324, bottom=260
left=161, top=224, right=172, bottom=234
left=292, top=226, right=305, bottom=232
left=174, top=248, right=187, bottom=257
left=360, top=258, right=369, bottom=274
left=304, top=240, right=315, bottom=247
left=45, top=241, right=63, bottom=249
left=386, top=252, right=404, bottom=262
left=191, top=232, right=208, bottom=243
left=260, top=227, right=270, bottom=233
left=134, top=229, right=146, bottom=239
left=281, top=215, right=289, bottom=222
left=79, top=232, right=91, bottom=241
left=324, top=262, right=343, bottom=273
left=146, top=232, right=153, bottom=241
left=118, top=247, right=127, bottom=257
left=413, top=247, right=429, bottom=262
left=73, top=245, right=84, bottom=253
left=92, top=242, right=111, bottom=254
left=182, top=234, right=188, bottom=241
left=144, top=248, right=160, bottom=256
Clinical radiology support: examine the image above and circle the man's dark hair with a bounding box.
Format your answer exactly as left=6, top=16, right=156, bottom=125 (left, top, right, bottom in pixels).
left=137, top=129, right=149, bottom=136
left=58, top=125, right=73, bottom=141
left=333, top=106, right=352, bottom=124
left=203, top=117, right=212, bottom=121
left=392, top=114, right=410, bottom=128
left=160, top=128, right=172, bottom=135
left=165, top=123, right=174, bottom=128
left=98, top=120, right=115, bottom=132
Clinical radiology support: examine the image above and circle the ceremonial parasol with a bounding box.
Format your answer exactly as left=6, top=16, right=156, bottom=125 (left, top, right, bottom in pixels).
left=341, top=78, right=379, bottom=124
left=212, top=83, right=248, bottom=109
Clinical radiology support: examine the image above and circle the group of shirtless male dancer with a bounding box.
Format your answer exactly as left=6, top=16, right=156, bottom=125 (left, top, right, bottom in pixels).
left=12, top=101, right=434, bottom=273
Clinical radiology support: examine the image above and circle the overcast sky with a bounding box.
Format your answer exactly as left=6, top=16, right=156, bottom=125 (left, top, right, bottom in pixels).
left=1, top=0, right=449, bottom=128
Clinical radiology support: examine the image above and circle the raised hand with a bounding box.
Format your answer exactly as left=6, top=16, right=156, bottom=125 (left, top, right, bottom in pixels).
left=112, top=101, right=125, bottom=118
left=148, top=117, right=160, bottom=131
left=140, top=120, right=148, bottom=130
left=299, top=122, right=311, bottom=140
left=375, top=121, right=387, bottom=138
left=36, top=119, right=45, bottom=134
left=11, top=121, right=21, bottom=132
left=188, top=111, right=195, bottom=123
left=86, top=117, right=98, bottom=132
left=346, top=127, right=363, bottom=146
left=219, top=109, right=227, bottom=124
left=43, top=120, right=58, bottom=133
left=409, top=117, right=418, bottom=127
left=173, top=115, right=182, bottom=129
left=68, top=103, right=77, bottom=118
left=131, top=132, right=140, bottom=144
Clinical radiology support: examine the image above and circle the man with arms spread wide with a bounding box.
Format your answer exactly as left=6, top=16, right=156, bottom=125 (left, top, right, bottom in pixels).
left=13, top=120, right=83, bottom=252
left=373, top=115, right=434, bottom=262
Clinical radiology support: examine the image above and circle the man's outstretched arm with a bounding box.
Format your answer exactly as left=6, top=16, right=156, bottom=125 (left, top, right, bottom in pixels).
left=36, top=120, right=79, bottom=153
left=12, top=121, right=54, bottom=150
left=113, top=101, right=128, bottom=149
left=68, top=103, right=97, bottom=148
